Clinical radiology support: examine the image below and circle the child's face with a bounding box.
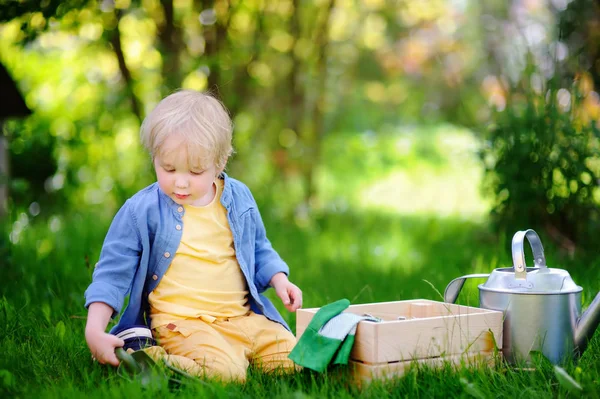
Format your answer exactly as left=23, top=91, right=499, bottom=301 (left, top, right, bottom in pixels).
left=153, top=135, right=219, bottom=207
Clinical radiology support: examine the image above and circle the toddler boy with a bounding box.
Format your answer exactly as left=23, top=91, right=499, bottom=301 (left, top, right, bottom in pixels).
left=84, top=90, right=302, bottom=381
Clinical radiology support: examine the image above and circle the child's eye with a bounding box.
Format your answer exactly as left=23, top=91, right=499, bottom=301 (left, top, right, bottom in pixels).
left=191, top=170, right=205, bottom=176
left=163, top=167, right=175, bottom=173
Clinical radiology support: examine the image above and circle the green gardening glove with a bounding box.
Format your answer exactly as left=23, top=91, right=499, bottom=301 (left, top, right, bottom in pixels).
left=288, top=298, right=351, bottom=371
left=289, top=299, right=380, bottom=371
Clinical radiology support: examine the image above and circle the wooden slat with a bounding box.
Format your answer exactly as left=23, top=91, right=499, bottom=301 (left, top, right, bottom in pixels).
left=352, top=311, right=502, bottom=363
left=351, top=351, right=497, bottom=384
left=409, top=302, right=433, bottom=318
left=297, top=300, right=494, bottom=326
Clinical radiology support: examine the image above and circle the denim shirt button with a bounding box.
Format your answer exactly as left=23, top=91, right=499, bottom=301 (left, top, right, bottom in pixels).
left=177, top=206, right=183, bottom=213
left=152, top=274, right=158, bottom=281
left=176, top=224, right=181, bottom=230
left=164, top=252, right=171, bottom=258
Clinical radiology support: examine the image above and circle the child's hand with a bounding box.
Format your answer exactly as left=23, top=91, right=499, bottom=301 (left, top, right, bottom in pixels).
left=85, top=302, right=124, bottom=367
left=270, top=272, right=303, bottom=312
left=85, top=328, right=125, bottom=367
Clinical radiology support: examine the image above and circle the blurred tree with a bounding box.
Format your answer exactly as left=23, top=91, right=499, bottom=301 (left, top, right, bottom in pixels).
left=1, top=0, right=354, bottom=210
left=481, top=75, right=600, bottom=255
left=105, top=6, right=142, bottom=123
left=0, top=62, right=31, bottom=219
left=0, top=0, right=88, bottom=218
left=478, top=0, right=600, bottom=254
left=559, top=0, right=600, bottom=86
left=3, top=0, right=598, bottom=241
left=0, top=0, right=89, bottom=41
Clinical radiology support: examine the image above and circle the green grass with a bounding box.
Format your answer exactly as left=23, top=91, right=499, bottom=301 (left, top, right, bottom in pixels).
left=2, top=125, right=599, bottom=398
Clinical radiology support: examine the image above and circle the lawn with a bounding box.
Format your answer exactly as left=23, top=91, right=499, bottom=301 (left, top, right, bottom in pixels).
left=1, top=125, right=599, bottom=398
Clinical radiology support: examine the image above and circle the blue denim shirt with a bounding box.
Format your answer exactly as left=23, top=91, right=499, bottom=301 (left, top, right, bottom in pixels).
left=84, top=173, right=290, bottom=333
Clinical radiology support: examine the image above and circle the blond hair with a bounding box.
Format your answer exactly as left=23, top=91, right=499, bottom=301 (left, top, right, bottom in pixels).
left=140, top=90, right=233, bottom=171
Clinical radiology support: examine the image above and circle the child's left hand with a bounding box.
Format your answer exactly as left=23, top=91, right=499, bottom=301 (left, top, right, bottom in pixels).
left=270, top=272, right=303, bottom=312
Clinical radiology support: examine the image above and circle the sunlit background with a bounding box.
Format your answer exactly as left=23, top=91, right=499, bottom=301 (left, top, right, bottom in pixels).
left=3, top=2, right=600, bottom=396
left=1, top=0, right=600, bottom=255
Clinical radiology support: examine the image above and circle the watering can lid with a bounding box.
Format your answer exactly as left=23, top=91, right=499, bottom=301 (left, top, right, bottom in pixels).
left=481, top=267, right=582, bottom=294
left=480, top=229, right=583, bottom=294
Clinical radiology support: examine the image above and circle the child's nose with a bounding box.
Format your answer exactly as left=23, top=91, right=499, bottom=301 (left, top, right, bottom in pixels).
left=175, top=176, right=189, bottom=188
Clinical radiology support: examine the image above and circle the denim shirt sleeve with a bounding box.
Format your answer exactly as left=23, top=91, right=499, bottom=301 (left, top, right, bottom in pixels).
left=249, top=190, right=290, bottom=293
left=84, top=200, right=142, bottom=318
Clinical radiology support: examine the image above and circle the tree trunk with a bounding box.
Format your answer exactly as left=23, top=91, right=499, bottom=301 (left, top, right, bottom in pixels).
left=0, top=125, right=7, bottom=219
left=158, top=0, right=184, bottom=94
left=198, top=0, right=228, bottom=97
left=288, top=0, right=303, bottom=134
left=110, top=9, right=143, bottom=124
left=304, top=0, right=334, bottom=203
left=226, top=2, right=259, bottom=115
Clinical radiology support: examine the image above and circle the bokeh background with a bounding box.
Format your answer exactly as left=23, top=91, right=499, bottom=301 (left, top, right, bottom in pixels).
left=2, top=0, right=600, bottom=251
left=2, top=0, right=600, bottom=396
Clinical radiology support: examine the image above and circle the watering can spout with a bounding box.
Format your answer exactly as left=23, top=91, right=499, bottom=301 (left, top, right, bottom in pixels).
left=575, top=291, right=600, bottom=354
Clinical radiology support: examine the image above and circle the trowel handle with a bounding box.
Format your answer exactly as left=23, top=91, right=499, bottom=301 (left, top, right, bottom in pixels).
left=443, top=274, right=490, bottom=303
left=115, top=347, right=142, bottom=374
left=512, top=229, right=547, bottom=279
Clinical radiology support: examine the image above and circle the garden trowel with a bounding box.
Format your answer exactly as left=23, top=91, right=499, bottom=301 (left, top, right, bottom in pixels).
left=115, top=347, right=197, bottom=387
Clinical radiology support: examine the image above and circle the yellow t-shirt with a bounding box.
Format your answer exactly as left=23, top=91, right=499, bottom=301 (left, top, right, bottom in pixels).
left=148, top=178, right=250, bottom=328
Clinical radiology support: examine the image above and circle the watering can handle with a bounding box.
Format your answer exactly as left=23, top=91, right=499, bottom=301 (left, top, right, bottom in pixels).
left=444, top=274, right=490, bottom=303
left=511, top=229, right=547, bottom=279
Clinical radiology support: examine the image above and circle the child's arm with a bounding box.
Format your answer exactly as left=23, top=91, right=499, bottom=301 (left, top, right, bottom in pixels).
left=85, top=302, right=125, bottom=366
left=244, top=186, right=303, bottom=310
left=270, top=272, right=303, bottom=312
left=84, top=201, right=142, bottom=365
left=248, top=191, right=291, bottom=292
left=85, top=201, right=142, bottom=316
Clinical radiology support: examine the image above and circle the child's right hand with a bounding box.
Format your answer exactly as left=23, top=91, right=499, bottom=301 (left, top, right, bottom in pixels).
left=85, top=329, right=125, bottom=367
left=85, top=302, right=124, bottom=366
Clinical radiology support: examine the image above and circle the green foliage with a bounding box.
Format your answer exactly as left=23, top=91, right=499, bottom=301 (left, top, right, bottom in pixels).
left=2, top=207, right=600, bottom=397
left=0, top=0, right=497, bottom=213
left=0, top=0, right=90, bottom=43
left=480, top=78, right=600, bottom=251
left=5, top=118, right=59, bottom=206
left=559, top=0, right=600, bottom=87
left=2, top=126, right=600, bottom=397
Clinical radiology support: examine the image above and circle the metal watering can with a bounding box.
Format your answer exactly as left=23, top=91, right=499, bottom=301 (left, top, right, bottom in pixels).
left=444, top=229, right=600, bottom=364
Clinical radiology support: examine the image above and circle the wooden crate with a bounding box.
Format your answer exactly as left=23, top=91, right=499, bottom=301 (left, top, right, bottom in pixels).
left=296, top=299, right=503, bottom=383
